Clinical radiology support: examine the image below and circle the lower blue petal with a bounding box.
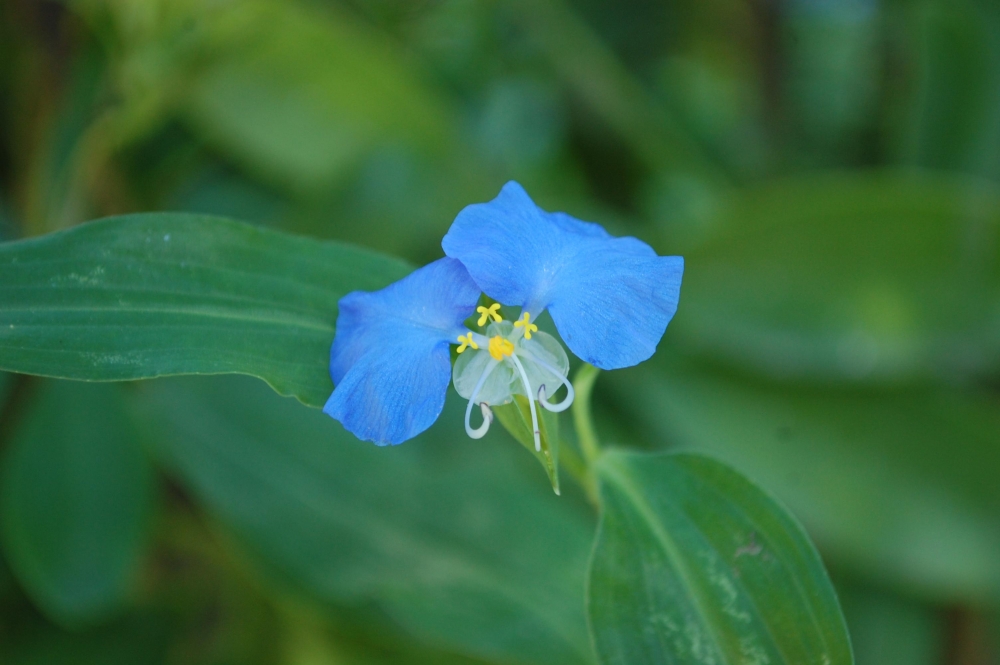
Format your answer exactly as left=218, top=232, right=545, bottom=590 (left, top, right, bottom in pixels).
left=325, top=258, right=480, bottom=445
left=324, top=333, right=453, bottom=445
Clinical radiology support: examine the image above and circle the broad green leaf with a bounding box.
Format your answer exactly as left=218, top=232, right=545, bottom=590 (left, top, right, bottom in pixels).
left=606, top=355, right=1000, bottom=602
left=0, top=214, right=410, bottom=407
left=836, top=582, right=945, bottom=665
left=589, top=451, right=852, bottom=665
left=0, top=380, right=154, bottom=625
left=133, top=375, right=595, bottom=665
left=493, top=395, right=561, bottom=494
left=664, top=172, right=1000, bottom=382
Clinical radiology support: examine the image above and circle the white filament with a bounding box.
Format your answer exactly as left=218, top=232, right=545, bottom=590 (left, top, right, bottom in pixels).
left=508, top=353, right=542, bottom=451
left=464, top=359, right=499, bottom=439
left=523, top=351, right=575, bottom=413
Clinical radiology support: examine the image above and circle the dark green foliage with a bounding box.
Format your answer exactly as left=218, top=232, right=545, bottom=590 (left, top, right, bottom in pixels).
left=1, top=0, right=998, bottom=662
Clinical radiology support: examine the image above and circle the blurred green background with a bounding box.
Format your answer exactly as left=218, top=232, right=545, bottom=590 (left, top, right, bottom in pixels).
left=1, top=0, right=999, bottom=663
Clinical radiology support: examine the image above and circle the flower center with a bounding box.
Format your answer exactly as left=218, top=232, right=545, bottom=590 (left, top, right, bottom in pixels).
left=488, top=335, right=514, bottom=360
left=452, top=310, right=574, bottom=451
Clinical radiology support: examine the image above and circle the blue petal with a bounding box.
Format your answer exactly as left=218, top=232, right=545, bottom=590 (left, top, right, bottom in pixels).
left=324, top=258, right=480, bottom=445
left=442, top=181, right=683, bottom=369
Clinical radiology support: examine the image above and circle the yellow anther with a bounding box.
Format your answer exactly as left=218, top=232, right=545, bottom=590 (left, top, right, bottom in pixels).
left=456, top=333, right=478, bottom=354
left=476, top=303, right=502, bottom=326
left=488, top=335, right=514, bottom=361
left=514, top=312, right=538, bottom=339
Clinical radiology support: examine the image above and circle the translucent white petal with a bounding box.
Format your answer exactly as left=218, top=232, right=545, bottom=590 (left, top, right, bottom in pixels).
left=453, top=347, right=516, bottom=406
left=513, top=330, right=570, bottom=399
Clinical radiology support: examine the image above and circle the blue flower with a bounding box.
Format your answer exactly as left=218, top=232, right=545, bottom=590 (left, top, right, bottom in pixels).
left=325, top=182, right=683, bottom=449
left=442, top=181, right=684, bottom=370
left=323, top=257, right=480, bottom=446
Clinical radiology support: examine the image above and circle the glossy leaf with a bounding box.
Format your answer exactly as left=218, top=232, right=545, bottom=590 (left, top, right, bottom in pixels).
left=665, top=173, right=1000, bottom=382
left=606, top=355, right=1000, bottom=602
left=589, top=451, right=852, bottom=665
left=133, top=375, right=595, bottom=665
left=493, top=395, right=561, bottom=494
left=0, top=214, right=410, bottom=407
left=0, top=380, right=154, bottom=625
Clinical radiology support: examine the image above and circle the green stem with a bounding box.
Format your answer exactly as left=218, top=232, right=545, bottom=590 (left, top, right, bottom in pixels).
left=572, top=364, right=602, bottom=467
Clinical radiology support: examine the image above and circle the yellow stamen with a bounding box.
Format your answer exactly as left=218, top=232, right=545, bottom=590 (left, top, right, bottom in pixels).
left=488, top=335, right=514, bottom=361
left=456, top=333, right=478, bottom=353
left=513, top=312, right=538, bottom=339
left=476, top=303, right=502, bottom=326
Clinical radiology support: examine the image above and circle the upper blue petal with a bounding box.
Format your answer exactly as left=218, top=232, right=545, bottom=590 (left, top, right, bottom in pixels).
left=442, top=181, right=683, bottom=370
left=324, top=257, right=480, bottom=445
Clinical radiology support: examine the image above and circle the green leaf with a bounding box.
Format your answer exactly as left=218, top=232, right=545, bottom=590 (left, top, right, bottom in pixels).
left=665, top=172, right=1000, bottom=382
left=0, top=380, right=154, bottom=625
left=589, top=451, right=853, bottom=665
left=133, top=375, right=596, bottom=665
left=0, top=213, right=411, bottom=407
left=493, top=395, right=561, bottom=494
left=606, top=355, right=1000, bottom=602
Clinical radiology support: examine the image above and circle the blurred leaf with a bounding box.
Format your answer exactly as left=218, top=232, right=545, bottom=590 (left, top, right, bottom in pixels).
left=895, top=0, right=1000, bottom=177
left=836, top=582, right=945, bottom=665
left=134, top=375, right=596, bottom=665
left=0, top=199, right=14, bottom=240
left=606, top=355, right=1000, bottom=602
left=493, top=395, right=561, bottom=494
left=23, top=47, right=109, bottom=235
left=167, top=165, right=288, bottom=226
left=1, top=612, right=172, bottom=665
left=665, top=172, right=1000, bottom=382
left=180, top=0, right=458, bottom=193
left=0, top=381, right=153, bottom=625
left=473, top=78, right=568, bottom=172
left=589, top=451, right=852, bottom=665
left=783, top=0, right=879, bottom=158
left=277, top=605, right=490, bottom=665
left=511, top=0, right=726, bottom=183
left=0, top=214, right=410, bottom=407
